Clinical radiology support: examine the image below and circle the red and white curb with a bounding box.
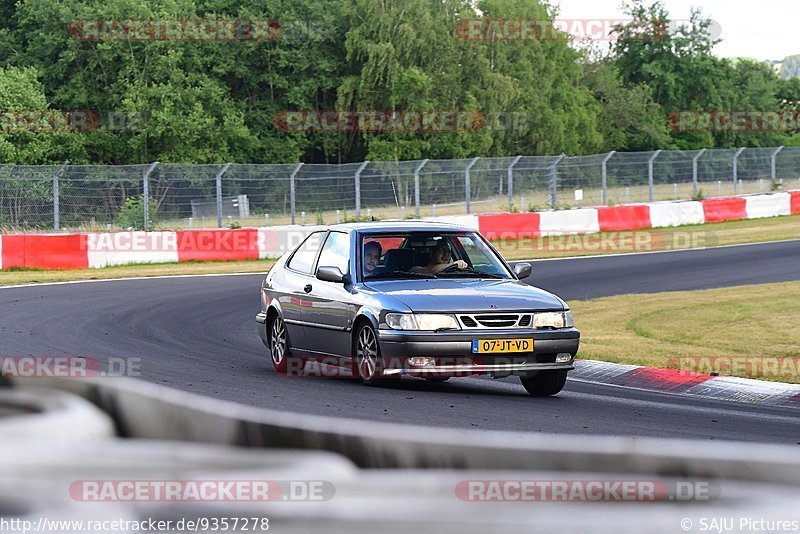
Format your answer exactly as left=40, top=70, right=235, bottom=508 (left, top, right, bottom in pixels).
left=571, top=360, right=800, bottom=407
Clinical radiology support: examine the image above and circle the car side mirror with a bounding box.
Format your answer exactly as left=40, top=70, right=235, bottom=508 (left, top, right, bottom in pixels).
left=513, top=262, right=532, bottom=279
left=317, top=265, right=347, bottom=284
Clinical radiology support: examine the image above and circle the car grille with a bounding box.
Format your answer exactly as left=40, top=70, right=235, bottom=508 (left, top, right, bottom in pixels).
left=458, top=314, right=533, bottom=329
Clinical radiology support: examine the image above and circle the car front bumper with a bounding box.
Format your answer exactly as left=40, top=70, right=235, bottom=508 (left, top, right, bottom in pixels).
left=377, top=328, right=580, bottom=377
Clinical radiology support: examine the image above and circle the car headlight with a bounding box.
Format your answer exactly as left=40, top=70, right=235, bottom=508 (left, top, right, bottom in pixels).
left=385, top=313, right=460, bottom=331
left=533, top=311, right=573, bottom=329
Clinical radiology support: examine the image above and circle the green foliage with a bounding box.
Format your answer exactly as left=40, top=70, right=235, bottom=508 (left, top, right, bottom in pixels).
left=116, top=195, right=157, bottom=230
left=692, top=188, right=705, bottom=201
left=0, top=0, right=795, bottom=167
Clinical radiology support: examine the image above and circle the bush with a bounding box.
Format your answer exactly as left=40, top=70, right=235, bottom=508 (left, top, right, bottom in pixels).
left=116, top=195, right=157, bottom=230
left=691, top=189, right=705, bottom=201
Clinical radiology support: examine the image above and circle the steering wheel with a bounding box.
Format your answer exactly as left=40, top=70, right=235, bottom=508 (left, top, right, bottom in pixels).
left=439, top=262, right=464, bottom=273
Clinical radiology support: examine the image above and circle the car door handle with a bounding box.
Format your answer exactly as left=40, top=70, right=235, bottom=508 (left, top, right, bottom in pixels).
left=304, top=284, right=313, bottom=293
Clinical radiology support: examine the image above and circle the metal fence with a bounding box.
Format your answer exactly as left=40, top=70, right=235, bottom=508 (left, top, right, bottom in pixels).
left=1, top=146, right=799, bottom=231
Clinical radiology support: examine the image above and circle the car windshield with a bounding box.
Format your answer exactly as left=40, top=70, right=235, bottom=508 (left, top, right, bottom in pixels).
left=361, top=232, right=511, bottom=280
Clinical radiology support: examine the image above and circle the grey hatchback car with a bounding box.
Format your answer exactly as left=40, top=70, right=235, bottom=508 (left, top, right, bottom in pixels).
left=256, top=221, right=580, bottom=396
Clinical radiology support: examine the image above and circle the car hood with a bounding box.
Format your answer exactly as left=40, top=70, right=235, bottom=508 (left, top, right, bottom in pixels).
left=363, top=278, right=566, bottom=312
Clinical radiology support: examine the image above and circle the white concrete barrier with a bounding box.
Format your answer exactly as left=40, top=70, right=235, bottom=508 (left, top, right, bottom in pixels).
left=745, top=193, right=792, bottom=219
left=424, top=215, right=480, bottom=230
left=647, top=201, right=705, bottom=228
left=539, top=209, right=600, bottom=235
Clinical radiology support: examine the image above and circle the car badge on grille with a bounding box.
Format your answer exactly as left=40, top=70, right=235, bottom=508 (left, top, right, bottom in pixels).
left=490, top=304, right=497, bottom=309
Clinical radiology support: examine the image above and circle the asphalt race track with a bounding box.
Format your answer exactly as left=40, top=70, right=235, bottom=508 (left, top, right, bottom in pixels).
left=2, top=239, right=799, bottom=443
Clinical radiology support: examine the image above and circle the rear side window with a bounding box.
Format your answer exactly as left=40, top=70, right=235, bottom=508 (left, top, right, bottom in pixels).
left=287, top=231, right=324, bottom=274
left=317, top=232, right=350, bottom=274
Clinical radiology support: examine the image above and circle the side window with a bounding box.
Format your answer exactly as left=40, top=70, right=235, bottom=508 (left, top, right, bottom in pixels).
left=317, top=232, right=350, bottom=275
left=287, top=231, right=324, bottom=274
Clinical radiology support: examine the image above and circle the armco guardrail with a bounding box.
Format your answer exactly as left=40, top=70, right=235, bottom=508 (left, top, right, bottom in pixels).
left=2, top=192, right=799, bottom=271
left=0, top=387, right=115, bottom=440
left=4, top=377, right=800, bottom=532
left=8, top=375, right=800, bottom=482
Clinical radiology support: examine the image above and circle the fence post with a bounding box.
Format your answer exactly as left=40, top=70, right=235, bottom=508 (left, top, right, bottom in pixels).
left=692, top=149, right=706, bottom=196
left=732, top=147, right=745, bottom=193
left=354, top=161, right=369, bottom=218
left=507, top=155, right=522, bottom=208
left=289, top=163, right=303, bottom=225
left=549, top=154, right=565, bottom=209
left=600, top=151, right=615, bottom=206
left=215, top=163, right=232, bottom=229
left=413, top=159, right=428, bottom=218
left=770, top=146, right=784, bottom=185
left=142, top=162, right=159, bottom=231
left=52, top=160, right=68, bottom=231
left=465, top=157, right=479, bottom=215
left=647, top=150, right=661, bottom=202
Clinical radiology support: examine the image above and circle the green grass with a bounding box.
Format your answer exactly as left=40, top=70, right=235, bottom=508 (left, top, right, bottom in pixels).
left=0, top=259, right=272, bottom=286
left=571, top=281, right=800, bottom=383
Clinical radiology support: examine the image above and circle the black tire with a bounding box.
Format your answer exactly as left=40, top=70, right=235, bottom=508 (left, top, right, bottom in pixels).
left=520, top=370, right=567, bottom=396
left=269, top=313, right=300, bottom=374
left=354, top=323, right=388, bottom=386
left=425, top=377, right=450, bottom=383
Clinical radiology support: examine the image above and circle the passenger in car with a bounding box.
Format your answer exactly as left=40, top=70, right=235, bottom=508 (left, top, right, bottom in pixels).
left=411, top=240, right=468, bottom=274
left=363, top=241, right=382, bottom=276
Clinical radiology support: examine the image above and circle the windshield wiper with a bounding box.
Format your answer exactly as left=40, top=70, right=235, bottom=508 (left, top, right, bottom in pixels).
left=364, top=270, right=438, bottom=280
left=438, top=267, right=504, bottom=279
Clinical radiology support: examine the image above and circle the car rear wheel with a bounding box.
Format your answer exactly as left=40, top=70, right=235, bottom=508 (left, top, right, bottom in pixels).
left=355, top=324, right=387, bottom=386
left=520, top=370, right=567, bottom=396
left=270, top=314, right=299, bottom=374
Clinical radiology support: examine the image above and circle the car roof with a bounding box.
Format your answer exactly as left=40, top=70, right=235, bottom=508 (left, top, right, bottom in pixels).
left=325, top=220, right=476, bottom=234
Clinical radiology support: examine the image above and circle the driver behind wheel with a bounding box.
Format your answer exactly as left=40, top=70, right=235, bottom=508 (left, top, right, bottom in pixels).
left=363, top=241, right=382, bottom=276
left=410, top=240, right=468, bottom=274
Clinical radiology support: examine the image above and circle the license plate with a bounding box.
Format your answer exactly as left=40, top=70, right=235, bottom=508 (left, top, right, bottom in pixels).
left=472, top=338, right=533, bottom=354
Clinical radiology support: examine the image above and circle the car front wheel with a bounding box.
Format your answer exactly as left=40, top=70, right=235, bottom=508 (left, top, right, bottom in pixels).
left=520, top=370, right=567, bottom=396
left=354, top=323, right=387, bottom=386
left=270, top=314, right=299, bottom=374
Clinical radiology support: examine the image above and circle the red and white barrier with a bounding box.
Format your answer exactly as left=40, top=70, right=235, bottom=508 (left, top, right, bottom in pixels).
left=791, top=191, right=800, bottom=214
left=1, top=192, right=798, bottom=271
left=87, top=231, right=179, bottom=268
